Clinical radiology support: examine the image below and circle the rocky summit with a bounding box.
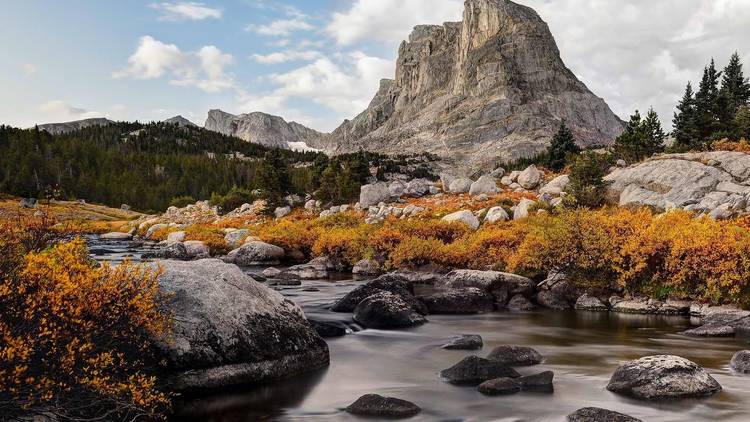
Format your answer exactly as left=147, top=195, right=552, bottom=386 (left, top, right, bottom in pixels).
left=204, top=109, right=324, bottom=150
left=36, top=117, right=114, bottom=135
left=318, top=0, right=623, bottom=170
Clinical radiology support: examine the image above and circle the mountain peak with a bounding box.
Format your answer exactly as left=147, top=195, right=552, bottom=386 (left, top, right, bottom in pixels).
left=204, top=109, right=324, bottom=150
left=163, top=115, right=197, bottom=127
left=36, top=117, right=114, bottom=135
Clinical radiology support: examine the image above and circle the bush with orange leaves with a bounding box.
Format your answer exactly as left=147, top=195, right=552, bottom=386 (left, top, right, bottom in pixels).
left=0, top=215, right=171, bottom=420
left=184, top=224, right=229, bottom=254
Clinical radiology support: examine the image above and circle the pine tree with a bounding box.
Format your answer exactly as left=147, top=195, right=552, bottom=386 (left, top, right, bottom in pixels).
left=642, top=108, right=666, bottom=153
left=721, top=52, right=750, bottom=111
left=546, top=121, right=580, bottom=171
left=694, top=60, right=722, bottom=142
left=614, top=110, right=645, bottom=163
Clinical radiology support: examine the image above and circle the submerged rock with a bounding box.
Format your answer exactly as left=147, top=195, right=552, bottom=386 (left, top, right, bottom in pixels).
left=606, top=355, right=721, bottom=400
left=441, top=334, right=483, bottom=350
left=477, top=377, right=521, bottom=396
left=567, top=407, right=642, bottom=422
left=353, top=291, right=427, bottom=329
left=345, top=394, right=421, bottom=418
left=440, top=356, right=520, bottom=385
left=507, top=294, right=536, bottom=311
left=310, top=320, right=347, bottom=338
left=518, top=371, right=554, bottom=392
left=419, top=288, right=494, bottom=314
left=487, top=345, right=543, bottom=366
left=149, top=259, right=329, bottom=391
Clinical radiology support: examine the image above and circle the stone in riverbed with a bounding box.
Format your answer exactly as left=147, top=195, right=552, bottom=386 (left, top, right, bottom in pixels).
left=310, top=320, right=347, bottom=338
left=352, top=259, right=383, bottom=276
left=353, top=291, right=427, bottom=329
left=279, top=256, right=331, bottom=280
left=440, top=356, right=520, bottom=385
left=143, top=242, right=190, bottom=260
left=100, top=231, right=133, bottom=241
left=330, top=274, right=425, bottom=314
left=438, top=270, right=533, bottom=303
left=345, top=394, right=421, bottom=418
left=606, top=355, right=721, bottom=400
left=262, top=267, right=282, bottom=278
left=507, top=294, right=536, bottom=311
left=730, top=350, right=750, bottom=373
left=442, top=334, right=483, bottom=350
left=149, top=259, right=329, bottom=391
left=536, top=290, right=571, bottom=310
left=518, top=371, right=554, bottom=392
left=575, top=294, right=609, bottom=311
left=487, top=345, right=543, bottom=366
left=419, top=288, right=495, bottom=314
left=183, top=240, right=209, bottom=258
left=567, top=407, right=642, bottom=422
left=477, top=377, right=521, bottom=396
left=225, top=241, right=285, bottom=266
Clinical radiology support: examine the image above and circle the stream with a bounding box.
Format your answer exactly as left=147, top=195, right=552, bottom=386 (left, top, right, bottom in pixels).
left=88, top=237, right=750, bottom=421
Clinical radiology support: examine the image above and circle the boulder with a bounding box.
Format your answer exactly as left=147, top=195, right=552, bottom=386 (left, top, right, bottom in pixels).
left=352, top=259, right=383, bottom=276
left=262, top=267, right=282, bottom=278
left=149, top=259, right=329, bottom=391
left=274, top=206, right=291, bottom=219
left=441, top=210, right=480, bottom=230
left=388, top=180, right=406, bottom=198
left=606, top=355, right=722, bottom=400
left=448, top=178, right=473, bottom=194
left=507, top=294, right=535, bottom=311
left=539, top=174, right=570, bottom=196
left=484, top=206, right=509, bottom=223
left=567, top=408, right=642, bottom=422
left=310, top=320, right=347, bottom=338
left=225, top=241, right=285, bottom=266
left=145, top=223, right=169, bottom=240
left=280, top=257, right=331, bottom=280
left=730, top=350, right=750, bottom=373
left=100, top=232, right=133, bottom=241
left=477, top=377, right=521, bottom=396
left=469, top=175, right=500, bottom=196
left=440, top=356, right=520, bottom=385
left=513, top=198, right=536, bottom=220
left=167, top=231, right=186, bottom=243
left=360, top=183, right=391, bottom=208
left=441, top=334, right=483, bottom=350
left=184, top=240, right=209, bottom=258
left=575, top=294, right=609, bottom=311
left=345, top=394, right=421, bottom=418
left=487, top=345, right=543, bottom=366
left=304, top=199, right=317, bottom=211
left=419, top=288, right=495, bottom=314
left=518, top=371, right=554, bottom=392
left=330, top=275, right=425, bottom=313
left=143, top=242, right=190, bottom=260
left=224, top=229, right=250, bottom=248
left=536, top=290, right=570, bottom=310
left=518, top=165, right=543, bottom=189
left=405, top=179, right=431, bottom=197
left=440, top=173, right=457, bottom=191
left=353, top=291, right=427, bottom=329
left=19, top=198, right=38, bottom=208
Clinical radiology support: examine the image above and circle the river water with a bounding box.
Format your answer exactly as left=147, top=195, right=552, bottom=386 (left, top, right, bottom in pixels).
left=89, top=238, right=750, bottom=422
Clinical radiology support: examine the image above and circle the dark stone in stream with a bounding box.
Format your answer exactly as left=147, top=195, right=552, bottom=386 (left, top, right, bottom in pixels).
left=418, top=288, right=495, bottom=314
left=575, top=294, right=609, bottom=311
left=330, top=275, right=427, bottom=314
left=507, top=294, right=536, bottom=311
left=487, top=345, right=543, bottom=366
left=683, top=314, right=750, bottom=337
left=441, top=334, right=483, bottom=350
left=142, top=242, right=190, bottom=260
left=730, top=350, right=750, bottom=373
left=606, top=355, right=721, bottom=400
left=567, top=407, right=642, bottom=422
left=353, top=292, right=427, bottom=329
left=311, top=321, right=347, bottom=338
left=477, top=377, right=521, bottom=395
left=302, top=287, right=320, bottom=292
left=518, top=371, right=554, bottom=392
left=440, top=356, right=520, bottom=385
left=536, top=290, right=571, bottom=310
left=345, top=394, right=421, bottom=418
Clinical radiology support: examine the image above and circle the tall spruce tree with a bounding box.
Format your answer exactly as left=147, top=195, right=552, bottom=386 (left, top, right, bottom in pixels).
left=614, top=109, right=664, bottom=163
left=643, top=108, right=666, bottom=151
left=673, top=82, right=698, bottom=148
left=546, top=121, right=580, bottom=171
left=694, top=60, right=722, bottom=142
left=721, top=52, right=750, bottom=111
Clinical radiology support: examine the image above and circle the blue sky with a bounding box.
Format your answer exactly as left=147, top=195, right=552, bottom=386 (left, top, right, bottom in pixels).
left=2, top=0, right=750, bottom=132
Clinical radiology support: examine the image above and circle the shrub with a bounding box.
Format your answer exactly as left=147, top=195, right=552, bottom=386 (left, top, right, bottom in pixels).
left=257, top=218, right=317, bottom=256
left=0, top=220, right=171, bottom=420
left=169, top=195, right=196, bottom=208
left=387, top=237, right=445, bottom=269
left=312, top=228, right=369, bottom=266
left=211, top=187, right=258, bottom=214
left=566, top=152, right=611, bottom=208
left=184, top=224, right=228, bottom=254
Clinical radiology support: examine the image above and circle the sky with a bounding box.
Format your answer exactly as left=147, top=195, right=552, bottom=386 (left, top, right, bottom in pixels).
left=2, top=0, right=750, bottom=132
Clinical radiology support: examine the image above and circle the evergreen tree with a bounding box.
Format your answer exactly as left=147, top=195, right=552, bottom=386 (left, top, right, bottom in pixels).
left=546, top=121, right=580, bottom=171
left=565, top=151, right=610, bottom=209
left=614, top=108, right=665, bottom=163
left=720, top=52, right=750, bottom=111
left=734, top=106, right=750, bottom=139
left=642, top=108, right=666, bottom=151
left=694, top=60, right=722, bottom=142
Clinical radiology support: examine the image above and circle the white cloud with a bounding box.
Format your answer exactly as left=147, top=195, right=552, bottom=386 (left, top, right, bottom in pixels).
left=149, top=2, right=222, bottom=21
left=251, top=49, right=323, bottom=64
left=245, top=6, right=313, bottom=36
left=326, top=0, right=464, bottom=45
left=38, top=100, right=103, bottom=122
left=23, top=63, right=37, bottom=75
left=114, top=36, right=234, bottom=93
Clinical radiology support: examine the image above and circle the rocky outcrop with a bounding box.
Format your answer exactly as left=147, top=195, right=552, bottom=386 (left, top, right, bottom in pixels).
left=204, top=109, right=323, bottom=149
left=605, top=151, right=750, bottom=217
left=163, top=115, right=197, bottom=127
left=37, top=117, right=114, bottom=135
left=149, top=259, right=329, bottom=391
left=606, top=355, right=721, bottom=400
left=320, top=0, right=623, bottom=170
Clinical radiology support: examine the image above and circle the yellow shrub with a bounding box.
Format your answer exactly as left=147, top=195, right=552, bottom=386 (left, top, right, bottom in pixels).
left=184, top=224, right=228, bottom=254
left=387, top=237, right=445, bottom=269
left=257, top=218, right=317, bottom=255
left=312, top=227, right=369, bottom=265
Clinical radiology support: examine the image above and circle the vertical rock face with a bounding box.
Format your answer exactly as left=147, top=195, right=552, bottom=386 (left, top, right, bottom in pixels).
left=204, top=109, right=324, bottom=149
left=322, top=0, right=623, bottom=171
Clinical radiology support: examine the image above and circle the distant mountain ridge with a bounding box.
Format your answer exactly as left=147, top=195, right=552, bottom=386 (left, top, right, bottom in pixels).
left=36, top=118, right=114, bottom=135
left=203, top=109, right=324, bottom=151
left=163, top=115, right=197, bottom=127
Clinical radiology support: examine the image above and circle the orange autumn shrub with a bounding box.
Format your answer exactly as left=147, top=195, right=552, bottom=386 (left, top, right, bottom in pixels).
left=257, top=218, right=318, bottom=255
left=385, top=219, right=471, bottom=243
left=387, top=237, right=445, bottom=269
left=148, top=226, right=172, bottom=242
left=0, top=221, right=171, bottom=420
left=712, top=138, right=750, bottom=153
left=459, top=223, right=531, bottom=271
left=312, top=227, right=370, bottom=265
left=184, top=224, right=228, bottom=254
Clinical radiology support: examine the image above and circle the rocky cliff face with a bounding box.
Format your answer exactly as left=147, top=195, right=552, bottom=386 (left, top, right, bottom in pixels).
left=37, top=118, right=114, bottom=135
left=204, top=109, right=324, bottom=150
left=322, top=0, right=623, bottom=170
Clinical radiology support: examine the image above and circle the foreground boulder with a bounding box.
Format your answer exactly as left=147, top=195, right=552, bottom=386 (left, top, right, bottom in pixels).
left=345, top=394, right=421, bottom=418
left=606, top=355, right=721, bottom=400
left=353, top=291, right=427, bottom=329
left=518, top=371, right=554, bottom=392
left=440, top=356, right=520, bottom=385
left=419, top=288, right=494, bottom=314
left=567, top=408, right=642, bottom=422
left=330, top=274, right=425, bottom=314
left=441, top=210, right=480, bottom=230
left=730, top=350, right=750, bottom=373
left=149, top=259, right=329, bottom=391
left=487, top=345, right=543, bottom=366
left=360, top=183, right=391, bottom=208
left=438, top=270, right=533, bottom=304
left=225, top=241, right=285, bottom=266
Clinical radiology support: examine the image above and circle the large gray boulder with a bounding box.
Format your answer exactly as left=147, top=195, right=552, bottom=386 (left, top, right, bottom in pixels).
left=437, top=270, right=534, bottom=303
left=487, top=345, right=543, bottom=366
left=513, top=198, right=536, bottom=220
left=404, top=179, right=431, bottom=197
left=606, top=355, right=721, bottom=400
left=225, top=241, right=285, bottom=266
left=730, top=350, right=750, bottom=373
left=539, top=174, right=570, bottom=196
left=224, top=229, right=250, bottom=248
left=469, top=175, right=500, bottom=196
left=449, top=178, right=473, bottom=194
left=518, top=165, right=543, bottom=189
left=330, top=274, right=425, bottom=314
left=418, top=288, right=495, bottom=314
left=604, top=151, right=750, bottom=215
left=567, top=408, right=642, bottom=422
left=359, top=183, right=391, bottom=208
left=100, top=232, right=133, bottom=241
left=353, top=291, right=427, bottom=329
left=484, top=206, right=509, bottom=223
left=150, top=259, right=329, bottom=391
left=440, top=356, right=520, bottom=385
left=441, top=210, right=480, bottom=230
